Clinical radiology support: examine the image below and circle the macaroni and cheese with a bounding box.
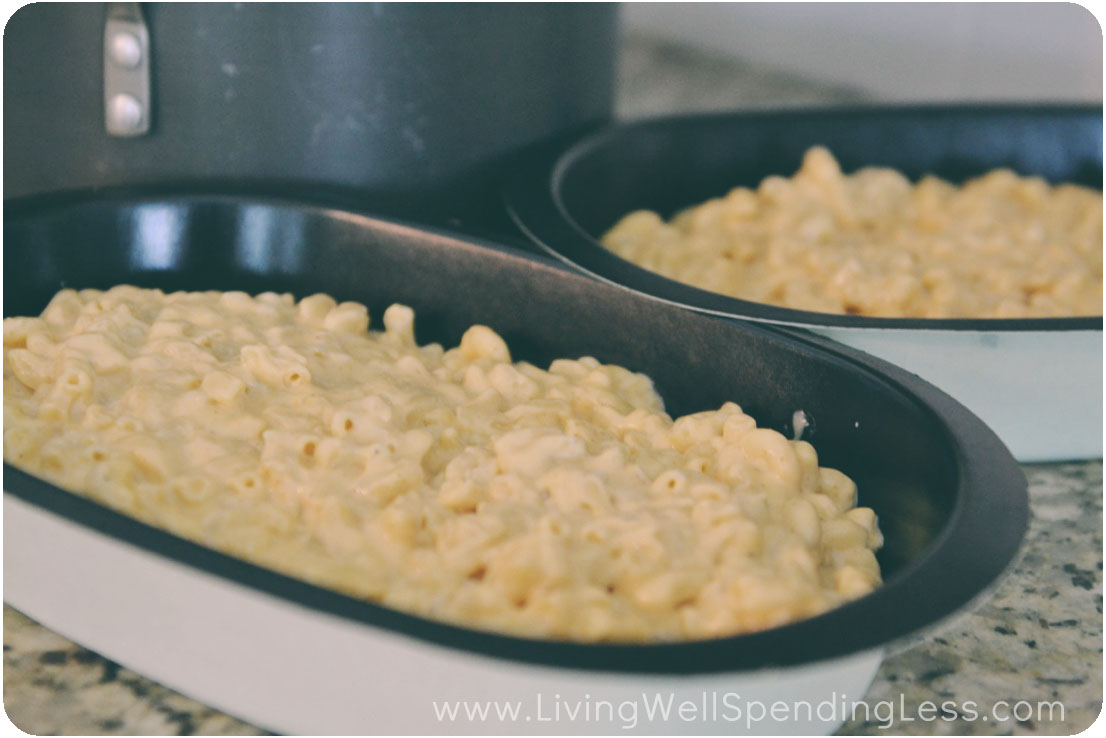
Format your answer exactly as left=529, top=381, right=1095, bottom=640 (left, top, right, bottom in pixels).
left=3, top=286, right=882, bottom=641
left=602, top=147, right=1102, bottom=318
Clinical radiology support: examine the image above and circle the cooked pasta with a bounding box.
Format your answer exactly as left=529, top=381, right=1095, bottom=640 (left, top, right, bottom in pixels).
left=3, top=286, right=882, bottom=641
left=602, top=147, right=1102, bottom=318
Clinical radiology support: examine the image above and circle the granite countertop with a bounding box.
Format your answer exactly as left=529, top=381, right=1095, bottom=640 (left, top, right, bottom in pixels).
left=4, top=33, right=1102, bottom=735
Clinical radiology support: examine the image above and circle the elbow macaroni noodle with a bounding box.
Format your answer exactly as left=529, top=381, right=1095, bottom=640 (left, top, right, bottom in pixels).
left=602, top=147, right=1102, bottom=319
left=4, top=286, right=882, bottom=641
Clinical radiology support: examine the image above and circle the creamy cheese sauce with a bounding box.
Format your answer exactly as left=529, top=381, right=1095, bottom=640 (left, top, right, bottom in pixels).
left=4, top=286, right=882, bottom=641
left=602, top=147, right=1102, bottom=319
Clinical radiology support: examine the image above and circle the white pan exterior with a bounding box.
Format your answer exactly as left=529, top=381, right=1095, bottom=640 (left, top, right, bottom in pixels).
left=807, top=326, right=1103, bottom=462
left=4, top=494, right=883, bottom=735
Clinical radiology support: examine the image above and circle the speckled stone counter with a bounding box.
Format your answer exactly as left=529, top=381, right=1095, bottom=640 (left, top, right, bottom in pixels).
left=840, top=462, right=1102, bottom=735
left=4, top=32, right=1102, bottom=736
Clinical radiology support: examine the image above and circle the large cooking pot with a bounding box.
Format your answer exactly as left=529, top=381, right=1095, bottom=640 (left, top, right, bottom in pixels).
left=3, top=3, right=617, bottom=228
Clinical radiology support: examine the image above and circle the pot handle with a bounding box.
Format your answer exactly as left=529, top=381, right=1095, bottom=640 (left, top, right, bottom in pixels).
left=104, top=2, right=150, bottom=137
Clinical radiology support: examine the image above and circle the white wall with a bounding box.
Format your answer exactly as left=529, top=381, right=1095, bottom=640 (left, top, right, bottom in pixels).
left=624, top=2, right=1103, bottom=102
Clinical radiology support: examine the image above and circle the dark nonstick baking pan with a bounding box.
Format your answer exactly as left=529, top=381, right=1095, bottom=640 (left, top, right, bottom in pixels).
left=4, top=193, right=1026, bottom=734
left=504, top=105, right=1104, bottom=462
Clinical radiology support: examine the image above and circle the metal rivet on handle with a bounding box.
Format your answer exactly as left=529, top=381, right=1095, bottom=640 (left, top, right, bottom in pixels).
left=109, top=32, right=143, bottom=68
left=107, top=93, right=144, bottom=132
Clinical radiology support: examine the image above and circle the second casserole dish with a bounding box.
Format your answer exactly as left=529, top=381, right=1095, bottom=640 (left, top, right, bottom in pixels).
left=505, top=105, right=1104, bottom=461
